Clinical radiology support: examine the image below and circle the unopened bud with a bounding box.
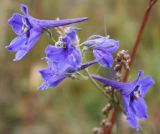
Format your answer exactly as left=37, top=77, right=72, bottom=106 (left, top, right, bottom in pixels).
left=114, top=50, right=131, bottom=73
left=105, top=86, right=113, bottom=94
left=93, top=128, right=104, bottom=134
left=102, top=102, right=112, bottom=115
left=114, top=64, right=121, bottom=71
left=101, top=119, right=111, bottom=128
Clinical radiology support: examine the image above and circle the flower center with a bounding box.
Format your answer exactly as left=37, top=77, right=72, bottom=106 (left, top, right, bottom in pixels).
left=21, top=18, right=30, bottom=33
left=133, top=90, right=141, bottom=99
left=22, top=24, right=29, bottom=33
left=55, top=40, right=66, bottom=48
left=130, top=85, right=141, bottom=102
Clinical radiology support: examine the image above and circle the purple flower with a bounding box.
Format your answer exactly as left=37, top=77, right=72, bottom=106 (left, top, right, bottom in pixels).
left=6, top=4, right=87, bottom=61
left=39, top=27, right=82, bottom=89
left=39, top=27, right=98, bottom=90
left=83, top=35, right=119, bottom=68
left=92, top=70, right=155, bottom=130
left=46, top=27, right=82, bottom=70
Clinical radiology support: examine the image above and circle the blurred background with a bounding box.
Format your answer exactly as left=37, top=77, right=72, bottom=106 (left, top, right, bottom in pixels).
left=0, top=0, right=160, bottom=134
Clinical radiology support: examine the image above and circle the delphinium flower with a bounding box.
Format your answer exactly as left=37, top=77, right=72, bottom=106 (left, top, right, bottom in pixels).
left=39, top=27, right=93, bottom=90
left=92, top=70, right=155, bottom=130
left=6, top=4, right=87, bottom=61
left=82, top=35, right=119, bottom=68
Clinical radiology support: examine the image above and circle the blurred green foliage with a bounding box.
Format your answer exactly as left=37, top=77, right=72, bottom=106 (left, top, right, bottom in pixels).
left=0, top=0, right=160, bottom=134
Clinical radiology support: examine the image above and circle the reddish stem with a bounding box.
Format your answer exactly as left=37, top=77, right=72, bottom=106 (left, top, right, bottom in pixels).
left=105, top=0, right=157, bottom=134
left=105, top=107, right=118, bottom=134
left=123, top=0, right=157, bottom=82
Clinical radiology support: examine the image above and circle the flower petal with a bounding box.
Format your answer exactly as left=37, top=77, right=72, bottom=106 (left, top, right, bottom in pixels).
left=67, top=48, right=82, bottom=70
left=140, top=76, right=155, bottom=97
left=39, top=68, right=66, bottom=90
left=126, top=113, right=139, bottom=131
left=39, top=77, right=65, bottom=90
left=122, top=96, right=130, bottom=113
left=65, top=27, right=79, bottom=43
left=45, top=45, right=66, bottom=62
left=20, top=4, right=29, bottom=16
left=39, top=68, right=55, bottom=81
left=93, top=49, right=114, bottom=68
left=6, top=36, right=27, bottom=52
left=8, top=13, right=24, bottom=35
left=132, top=97, right=148, bottom=118
left=12, top=28, right=41, bottom=61
left=96, top=39, right=119, bottom=53
left=131, top=70, right=144, bottom=84
left=79, top=60, right=97, bottom=70
left=123, top=96, right=140, bottom=130
left=13, top=50, right=28, bottom=61
left=91, top=74, right=131, bottom=91
left=21, top=28, right=41, bottom=51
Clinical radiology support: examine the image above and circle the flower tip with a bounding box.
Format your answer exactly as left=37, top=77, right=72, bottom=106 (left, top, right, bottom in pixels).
left=20, top=4, right=29, bottom=15
left=13, top=58, right=18, bottom=62
left=83, top=17, right=88, bottom=20
left=138, top=70, right=144, bottom=77
left=5, top=45, right=9, bottom=49
left=76, top=17, right=88, bottom=22
left=20, top=4, right=27, bottom=9
left=8, top=17, right=12, bottom=25
left=38, top=69, right=43, bottom=75
left=38, top=83, right=48, bottom=90
left=13, top=54, right=23, bottom=61
left=13, top=57, right=21, bottom=61
left=5, top=46, right=13, bottom=52
left=5, top=45, right=14, bottom=52
left=8, top=13, right=18, bottom=25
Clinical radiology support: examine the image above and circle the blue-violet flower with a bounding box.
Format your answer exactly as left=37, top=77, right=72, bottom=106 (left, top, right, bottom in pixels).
left=6, top=4, right=87, bottom=61
left=39, top=27, right=82, bottom=89
left=92, top=70, right=155, bottom=130
left=83, top=35, right=119, bottom=68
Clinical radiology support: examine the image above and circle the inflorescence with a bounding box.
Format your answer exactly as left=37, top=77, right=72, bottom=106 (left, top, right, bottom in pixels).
left=6, top=4, right=155, bottom=131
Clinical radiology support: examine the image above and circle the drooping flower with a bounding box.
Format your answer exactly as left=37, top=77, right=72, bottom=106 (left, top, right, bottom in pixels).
left=83, top=35, right=119, bottom=68
left=6, top=4, right=87, bottom=61
left=92, top=70, right=155, bottom=130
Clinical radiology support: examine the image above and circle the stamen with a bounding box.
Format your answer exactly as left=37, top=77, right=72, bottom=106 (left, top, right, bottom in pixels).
left=134, top=90, right=141, bottom=99
left=55, top=41, right=66, bottom=48
left=21, top=18, right=29, bottom=33
left=22, top=25, right=28, bottom=33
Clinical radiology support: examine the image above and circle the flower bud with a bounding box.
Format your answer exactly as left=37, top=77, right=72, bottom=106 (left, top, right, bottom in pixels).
left=101, top=102, right=112, bottom=115
left=93, top=128, right=104, bottom=134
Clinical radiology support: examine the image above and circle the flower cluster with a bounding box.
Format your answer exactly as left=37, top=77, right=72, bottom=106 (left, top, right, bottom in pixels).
left=39, top=27, right=119, bottom=90
left=6, top=4, right=155, bottom=131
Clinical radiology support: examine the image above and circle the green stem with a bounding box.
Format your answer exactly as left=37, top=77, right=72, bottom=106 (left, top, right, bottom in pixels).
left=95, top=65, right=101, bottom=74
left=76, top=72, right=89, bottom=80
left=84, top=69, right=111, bottom=100
left=44, top=28, right=56, bottom=43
